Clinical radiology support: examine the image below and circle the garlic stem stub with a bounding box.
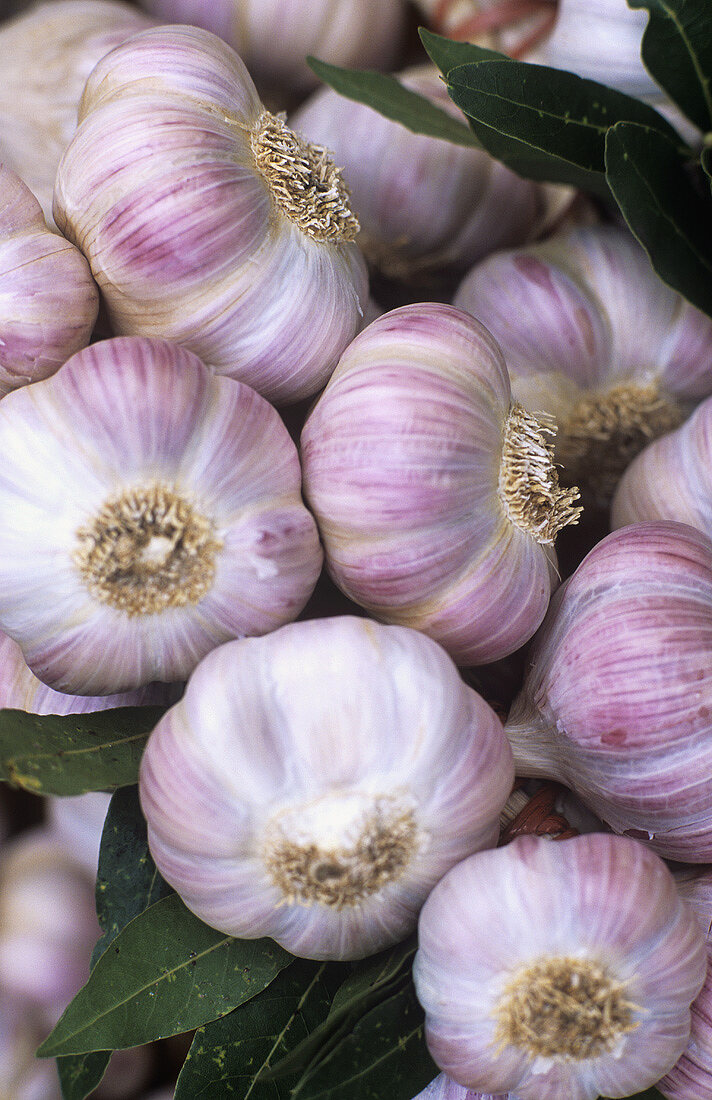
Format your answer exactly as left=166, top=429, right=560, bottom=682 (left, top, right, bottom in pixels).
left=505, top=521, right=712, bottom=861
left=139, top=616, right=514, bottom=960
left=413, top=834, right=707, bottom=1100
left=301, top=303, right=581, bottom=666
left=53, top=24, right=368, bottom=405
left=0, top=336, right=322, bottom=695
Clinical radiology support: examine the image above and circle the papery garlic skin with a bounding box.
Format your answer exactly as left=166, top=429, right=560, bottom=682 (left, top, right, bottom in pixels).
left=53, top=24, right=368, bottom=405
left=454, top=226, right=712, bottom=507
left=505, top=521, right=712, bottom=861
left=0, top=166, right=98, bottom=395
left=140, top=616, right=514, bottom=960
left=292, top=66, right=553, bottom=279
left=0, top=1, right=152, bottom=226
left=413, top=1072, right=518, bottom=1099
left=138, top=0, right=406, bottom=98
left=301, top=303, right=580, bottom=666
left=0, top=336, right=322, bottom=695
left=414, top=834, right=707, bottom=1100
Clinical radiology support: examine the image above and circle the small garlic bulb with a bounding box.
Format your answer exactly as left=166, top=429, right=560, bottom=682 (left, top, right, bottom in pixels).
left=53, top=24, right=368, bottom=405
left=454, top=226, right=712, bottom=507
left=0, top=166, right=98, bottom=395
left=412, top=0, right=556, bottom=59
left=291, top=65, right=557, bottom=280
left=138, top=0, right=407, bottom=99
left=413, top=834, right=707, bottom=1100
left=0, top=1, right=153, bottom=225
left=0, top=336, right=322, bottom=695
left=505, top=521, right=712, bottom=861
left=301, top=303, right=581, bottom=666
left=139, top=616, right=514, bottom=960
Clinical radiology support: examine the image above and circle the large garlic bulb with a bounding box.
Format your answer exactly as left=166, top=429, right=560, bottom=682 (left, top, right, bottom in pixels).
left=0, top=0, right=152, bottom=226
left=301, top=303, right=581, bottom=666
left=140, top=616, right=514, bottom=960
left=505, top=521, right=712, bottom=861
left=454, top=226, right=712, bottom=507
left=53, top=24, right=368, bottom=405
left=0, top=337, right=322, bottom=695
left=413, top=834, right=707, bottom=1100
left=291, top=65, right=555, bottom=280
left=138, top=0, right=407, bottom=99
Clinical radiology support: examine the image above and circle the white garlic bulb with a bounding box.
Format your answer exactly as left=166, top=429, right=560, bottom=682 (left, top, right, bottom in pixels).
left=139, top=616, right=514, bottom=960
left=53, top=23, right=368, bottom=405
left=0, top=336, right=322, bottom=695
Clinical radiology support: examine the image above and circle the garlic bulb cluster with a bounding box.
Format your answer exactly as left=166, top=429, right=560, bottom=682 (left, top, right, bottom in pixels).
left=0, top=0, right=152, bottom=225
left=414, top=833, right=707, bottom=1100
left=139, top=616, right=514, bottom=960
left=53, top=24, right=368, bottom=405
left=138, top=0, right=407, bottom=99
left=301, top=302, right=581, bottom=666
left=0, top=166, right=98, bottom=396
left=0, top=336, right=321, bottom=695
left=454, top=226, right=712, bottom=506
left=292, top=65, right=554, bottom=280
left=505, top=521, right=712, bottom=861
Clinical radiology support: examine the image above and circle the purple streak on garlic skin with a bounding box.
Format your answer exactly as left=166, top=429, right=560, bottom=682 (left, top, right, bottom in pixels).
left=505, top=521, right=712, bottom=861
left=0, top=167, right=98, bottom=395
left=140, top=616, right=514, bottom=960
left=414, top=834, right=707, bottom=1100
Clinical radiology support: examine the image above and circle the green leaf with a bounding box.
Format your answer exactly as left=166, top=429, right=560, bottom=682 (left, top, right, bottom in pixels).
left=419, top=26, right=510, bottom=76
left=444, top=58, right=687, bottom=197
left=306, top=56, right=481, bottom=147
left=630, top=0, right=712, bottom=131
left=605, top=120, right=712, bottom=317
left=0, top=706, right=165, bottom=795
left=57, top=1051, right=112, bottom=1100
left=37, top=894, right=293, bottom=1057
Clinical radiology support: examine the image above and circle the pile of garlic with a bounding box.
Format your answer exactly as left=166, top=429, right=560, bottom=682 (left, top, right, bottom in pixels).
left=2, top=2, right=712, bottom=1100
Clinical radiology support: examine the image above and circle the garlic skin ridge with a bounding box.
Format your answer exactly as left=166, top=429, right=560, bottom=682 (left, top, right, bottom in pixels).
left=139, top=616, right=514, bottom=961
left=413, top=833, right=707, bottom=1100
left=0, top=166, right=99, bottom=396
left=53, top=24, right=368, bottom=406
left=505, top=521, right=712, bottom=861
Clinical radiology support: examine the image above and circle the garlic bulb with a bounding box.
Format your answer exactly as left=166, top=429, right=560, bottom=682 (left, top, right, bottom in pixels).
left=414, top=1073, right=517, bottom=1099
left=0, top=166, right=98, bottom=395
left=0, top=0, right=153, bottom=226
left=138, top=0, right=407, bottom=99
left=0, top=336, right=322, bottom=695
left=291, top=65, right=555, bottom=280
left=53, top=24, right=368, bottom=405
left=301, top=303, right=581, bottom=666
left=454, top=226, right=712, bottom=507
left=139, top=616, right=514, bottom=960
left=414, top=833, right=707, bottom=1099
left=0, top=996, right=62, bottom=1100
left=413, top=0, right=556, bottom=59
left=47, top=792, right=111, bottom=878
left=505, top=521, right=712, bottom=861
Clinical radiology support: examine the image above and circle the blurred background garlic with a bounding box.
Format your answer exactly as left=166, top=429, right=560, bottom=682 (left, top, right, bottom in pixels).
left=0, top=994, right=63, bottom=1100
left=137, top=0, right=407, bottom=103
left=0, top=166, right=98, bottom=396
left=0, top=336, right=322, bottom=695
left=454, top=226, right=712, bottom=509
left=140, top=616, right=514, bottom=960
left=413, top=0, right=556, bottom=58
left=301, top=303, right=581, bottom=666
left=291, top=64, right=563, bottom=282
left=54, top=23, right=368, bottom=405
left=0, top=0, right=153, bottom=226
left=505, top=521, right=712, bottom=862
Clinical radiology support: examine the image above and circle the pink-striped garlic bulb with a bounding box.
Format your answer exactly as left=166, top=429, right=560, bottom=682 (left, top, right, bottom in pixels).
left=301, top=303, right=581, bottom=666
left=0, top=1, right=153, bottom=226
left=454, top=226, right=712, bottom=507
left=139, top=616, right=514, bottom=960
left=414, top=834, right=707, bottom=1100
left=0, top=166, right=98, bottom=395
left=505, top=521, right=712, bottom=861
left=0, top=336, right=321, bottom=695
left=291, top=65, right=558, bottom=280
left=137, top=0, right=407, bottom=99
left=53, top=24, right=368, bottom=405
